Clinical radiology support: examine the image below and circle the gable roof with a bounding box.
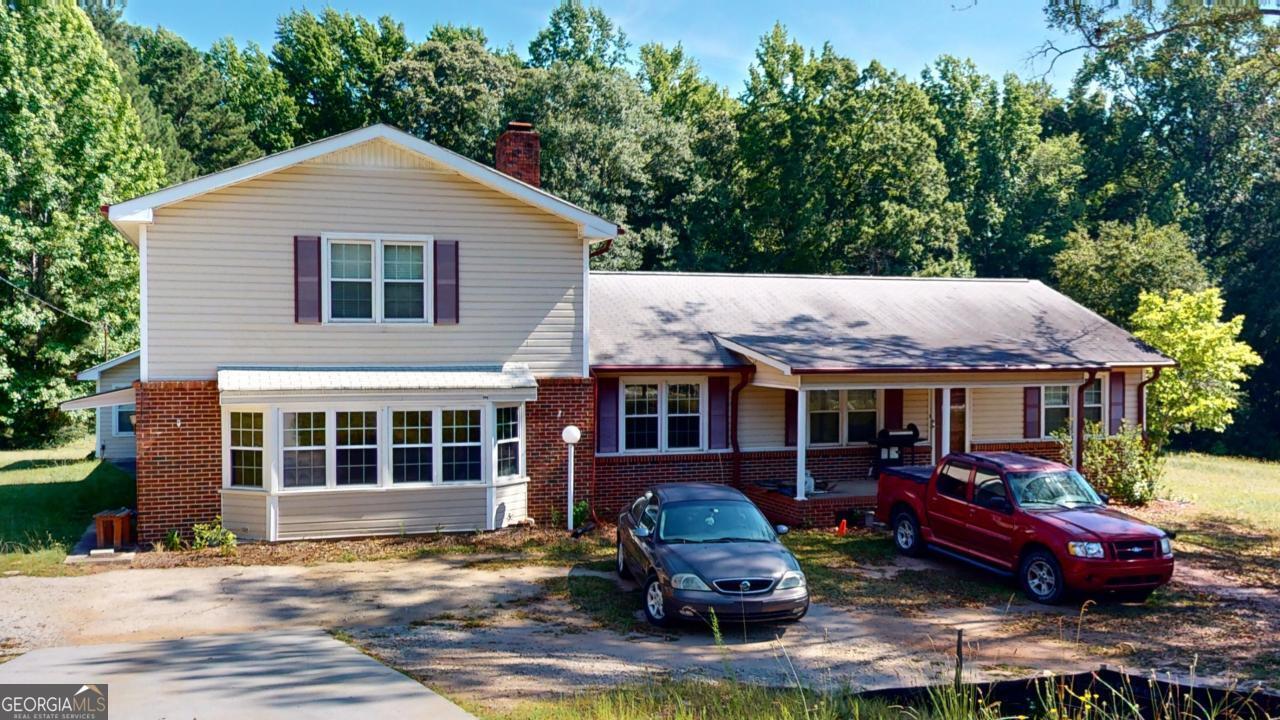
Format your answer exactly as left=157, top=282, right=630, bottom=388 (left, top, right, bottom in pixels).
left=589, top=272, right=1173, bottom=373
left=105, top=124, right=617, bottom=243
left=76, top=350, right=140, bottom=381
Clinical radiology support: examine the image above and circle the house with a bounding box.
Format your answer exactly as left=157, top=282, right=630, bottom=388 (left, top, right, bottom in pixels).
left=60, top=350, right=140, bottom=462
left=62, top=122, right=1172, bottom=543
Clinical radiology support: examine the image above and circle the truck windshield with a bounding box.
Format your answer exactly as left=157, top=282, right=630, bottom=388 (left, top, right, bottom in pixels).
left=658, top=501, right=775, bottom=543
left=1006, top=470, right=1103, bottom=509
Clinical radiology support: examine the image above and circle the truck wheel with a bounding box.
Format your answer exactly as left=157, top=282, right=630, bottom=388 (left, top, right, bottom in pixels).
left=1020, top=549, right=1067, bottom=605
left=891, top=510, right=924, bottom=557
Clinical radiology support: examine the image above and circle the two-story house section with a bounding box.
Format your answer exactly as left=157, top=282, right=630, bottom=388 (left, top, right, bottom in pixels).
left=90, top=123, right=612, bottom=543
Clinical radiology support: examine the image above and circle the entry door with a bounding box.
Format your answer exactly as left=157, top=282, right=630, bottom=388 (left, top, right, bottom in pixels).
left=950, top=389, right=967, bottom=453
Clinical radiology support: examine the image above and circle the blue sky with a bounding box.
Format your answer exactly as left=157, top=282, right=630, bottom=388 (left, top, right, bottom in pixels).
left=122, top=1, right=1083, bottom=93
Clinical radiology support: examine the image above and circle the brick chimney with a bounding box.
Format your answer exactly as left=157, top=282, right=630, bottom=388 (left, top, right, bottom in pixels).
left=495, top=121, right=540, bottom=187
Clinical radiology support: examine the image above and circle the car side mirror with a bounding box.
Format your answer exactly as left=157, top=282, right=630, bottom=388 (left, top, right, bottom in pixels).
left=775, top=524, right=790, bottom=536
left=1098, top=492, right=1110, bottom=506
left=634, top=526, right=651, bottom=539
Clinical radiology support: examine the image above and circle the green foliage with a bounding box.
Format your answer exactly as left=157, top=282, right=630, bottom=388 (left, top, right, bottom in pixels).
left=1052, top=219, right=1208, bottom=325
left=1056, top=421, right=1164, bottom=506
left=1131, top=289, right=1262, bottom=447
left=0, top=0, right=161, bottom=447
left=162, top=528, right=182, bottom=551
left=527, top=0, right=629, bottom=70
left=208, top=38, right=299, bottom=155
left=190, top=515, right=237, bottom=551
left=572, top=500, right=589, bottom=528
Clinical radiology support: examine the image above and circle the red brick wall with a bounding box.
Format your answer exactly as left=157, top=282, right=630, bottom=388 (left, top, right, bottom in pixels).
left=134, top=380, right=221, bottom=543
left=526, top=377, right=594, bottom=523
left=970, top=440, right=1066, bottom=463
left=495, top=123, right=540, bottom=187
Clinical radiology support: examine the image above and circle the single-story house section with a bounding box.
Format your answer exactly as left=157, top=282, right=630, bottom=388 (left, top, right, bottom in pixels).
left=61, top=350, right=140, bottom=462
left=60, top=122, right=1172, bottom=542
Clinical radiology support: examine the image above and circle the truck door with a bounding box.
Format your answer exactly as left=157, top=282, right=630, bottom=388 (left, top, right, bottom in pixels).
left=925, top=461, right=972, bottom=546
left=967, top=466, right=1017, bottom=568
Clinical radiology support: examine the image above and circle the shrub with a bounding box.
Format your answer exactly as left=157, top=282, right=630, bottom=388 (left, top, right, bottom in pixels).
left=191, top=516, right=237, bottom=551
left=162, top=529, right=184, bottom=551
left=1055, top=421, right=1163, bottom=506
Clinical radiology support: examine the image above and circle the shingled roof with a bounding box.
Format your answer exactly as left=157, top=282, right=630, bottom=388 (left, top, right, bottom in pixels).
left=588, top=272, right=1172, bottom=373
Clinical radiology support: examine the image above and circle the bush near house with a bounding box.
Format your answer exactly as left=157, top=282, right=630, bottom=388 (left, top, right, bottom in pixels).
left=1055, top=421, right=1163, bottom=506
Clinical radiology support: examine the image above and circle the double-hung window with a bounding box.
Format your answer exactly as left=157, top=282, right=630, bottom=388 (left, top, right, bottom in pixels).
left=442, top=409, right=482, bottom=483
left=391, top=410, right=433, bottom=484
left=808, top=390, right=841, bottom=445
left=336, top=411, right=378, bottom=486
left=1043, top=386, right=1071, bottom=436
left=806, top=389, right=880, bottom=447
left=846, top=390, right=877, bottom=444
left=496, top=406, right=522, bottom=477
left=228, top=411, right=264, bottom=488
left=621, top=381, right=706, bottom=452
left=283, top=411, right=326, bottom=488
left=1082, top=379, right=1104, bottom=427
left=325, top=236, right=430, bottom=323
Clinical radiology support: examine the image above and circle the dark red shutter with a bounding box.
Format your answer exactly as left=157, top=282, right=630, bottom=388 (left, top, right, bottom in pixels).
left=596, top=377, right=619, bottom=453
left=294, top=236, right=321, bottom=323
left=708, top=377, right=730, bottom=449
left=784, top=390, right=798, bottom=447
left=884, top=389, right=904, bottom=430
left=1109, top=372, right=1126, bottom=434
left=434, top=240, right=459, bottom=324
left=1023, top=387, right=1041, bottom=439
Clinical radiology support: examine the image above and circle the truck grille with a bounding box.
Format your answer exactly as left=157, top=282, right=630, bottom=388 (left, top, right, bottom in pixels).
left=1109, top=540, right=1157, bottom=560
left=713, top=578, right=774, bottom=594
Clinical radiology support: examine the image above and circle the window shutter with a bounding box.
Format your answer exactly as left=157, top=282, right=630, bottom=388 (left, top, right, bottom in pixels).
left=434, top=240, right=459, bottom=324
left=294, top=236, right=321, bottom=323
left=1023, top=387, right=1041, bottom=439
left=708, top=377, right=730, bottom=450
left=1109, top=372, right=1126, bottom=434
left=784, top=389, right=797, bottom=447
left=884, top=389, right=904, bottom=430
left=596, top=377, right=619, bottom=453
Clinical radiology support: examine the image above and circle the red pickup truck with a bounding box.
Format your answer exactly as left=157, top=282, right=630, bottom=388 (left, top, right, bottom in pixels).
left=875, top=452, right=1174, bottom=604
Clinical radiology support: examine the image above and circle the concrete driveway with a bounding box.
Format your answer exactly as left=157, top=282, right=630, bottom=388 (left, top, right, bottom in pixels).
left=0, top=628, right=473, bottom=719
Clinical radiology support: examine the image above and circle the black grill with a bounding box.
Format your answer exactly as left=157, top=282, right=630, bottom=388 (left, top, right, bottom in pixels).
left=713, top=578, right=774, bottom=594
left=1109, top=541, right=1157, bottom=560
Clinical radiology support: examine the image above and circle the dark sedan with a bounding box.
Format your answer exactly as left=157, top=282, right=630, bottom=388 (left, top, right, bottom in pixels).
left=616, top=483, right=809, bottom=627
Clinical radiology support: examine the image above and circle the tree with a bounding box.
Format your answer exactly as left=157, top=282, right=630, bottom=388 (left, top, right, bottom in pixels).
left=208, top=39, right=299, bottom=155
left=378, top=31, right=519, bottom=161
left=272, top=9, right=410, bottom=142
left=1130, top=288, right=1262, bottom=447
left=132, top=28, right=261, bottom=174
left=736, top=25, right=966, bottom=275
left=0, top=0, right=162, bottom=446
left=1052, top=219, right=1207, bottom=325
left=528, top=0, right=629, bottom=70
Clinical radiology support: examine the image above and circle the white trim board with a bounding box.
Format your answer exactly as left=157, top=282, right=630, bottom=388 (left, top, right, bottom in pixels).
left=106, top=124, right=618, bottom=242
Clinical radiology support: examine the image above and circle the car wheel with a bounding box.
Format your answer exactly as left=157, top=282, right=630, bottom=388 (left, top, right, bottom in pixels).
left=1020, top=549, right=1067, bottom=604
left=643, top=577, right=671, bottom=627
left=892, top=510, right=924, bottom=557
left=615, top=539, right=631, bottom=580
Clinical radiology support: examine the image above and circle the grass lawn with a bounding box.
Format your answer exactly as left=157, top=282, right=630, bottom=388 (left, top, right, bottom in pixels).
left=0, top=437, right=135, bottom=575
left=1161, top=452, right=1280, bottom=532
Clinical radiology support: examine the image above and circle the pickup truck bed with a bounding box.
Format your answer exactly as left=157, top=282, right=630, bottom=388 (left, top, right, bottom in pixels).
left=878, top=465, right=933, bottom=484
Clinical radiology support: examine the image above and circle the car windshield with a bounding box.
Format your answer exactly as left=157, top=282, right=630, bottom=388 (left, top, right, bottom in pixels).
left=1006, top=469, right=1103, bottom=509
left=657, top=500, right=775, bottom=543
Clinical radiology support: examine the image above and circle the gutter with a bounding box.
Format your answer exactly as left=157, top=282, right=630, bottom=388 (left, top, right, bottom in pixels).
left=588, top=227, right=623, bottom=259
left=1075, top=369, right=1098, bottom=470
left=1136, top=367, right=1163, bottom=436
left=729, top=366, right=755, bottom=486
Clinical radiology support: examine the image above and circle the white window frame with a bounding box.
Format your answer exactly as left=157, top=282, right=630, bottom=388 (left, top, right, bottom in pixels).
left=1041, top=385, right=1073, bottom=440
left=1081, top=377, right=1106, bottom=434
left=227, top=410, right=266, bottom=489
left=664, top=381, right=704, bottom=451
left=222, top=406, right=271, bottom=491
left=807, top=390, right=842, bottom=447
left=805, top=389, right=882, bottom=449
left=334, top=410, right=380, bottom=487
left=845, top=388, right=880, bottom=445
left=388, top=408, right=436, bottom=487
left=440, top=407, right=485, bottom=484
left=495, top=404, right=524, bottom=479
left=110, top=383, right=135, bottom=437
left=281, top=409, right=330, bottom=490
left=619, top=377, right=710, bottom=454
left=321, top=233, right=433, bottom=325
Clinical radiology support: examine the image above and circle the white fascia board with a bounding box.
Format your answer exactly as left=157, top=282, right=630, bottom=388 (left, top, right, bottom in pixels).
left=711, top=335, right=793, bottom=375
left=60, top=386, right=136, bottom=411
left=107, top=124, right=618, bottom=240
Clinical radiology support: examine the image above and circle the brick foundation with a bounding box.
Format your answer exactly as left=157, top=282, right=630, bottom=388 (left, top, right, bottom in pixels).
left=134, top=380, right=221, bottom=544
left=525, top=377, right=595, bottom=524
left=970, top=440, right=1066, bottom=463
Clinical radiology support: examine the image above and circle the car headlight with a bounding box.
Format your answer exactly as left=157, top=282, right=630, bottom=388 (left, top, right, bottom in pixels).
left=1159, top=537, right=1173, bottom=557
left=1067, top=541, right=1105, bottom=559
left=777, top=570, right=806, bottom=590
left=670, top=573, right=711, bottom=591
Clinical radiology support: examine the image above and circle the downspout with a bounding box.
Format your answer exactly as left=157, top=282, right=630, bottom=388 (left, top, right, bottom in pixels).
left=729, top=366, right=755, bottom=486
left=1136, top=367, right=1162, bottom=438
left=1075, top=369, right=1098, bottom=470
left=588, top=227, right=622, bottom=259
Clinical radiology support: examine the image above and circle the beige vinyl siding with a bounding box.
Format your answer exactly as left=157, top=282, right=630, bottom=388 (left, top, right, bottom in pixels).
left=494, top=480, right=528, bottom=528
left=751, top=363, right=798, bottom=389
left=276, top=485, right=487, bottom=540
left=96, top=359, right=139, bottom=461
left=739, top=384, right=786, bottom=448
left=904, top=388, right=930, bottom=439
left=145, top=139, right=584, bottom=379
left=221, top=490, right=268, bottom=540
left=971, top=386, right=1025, bottom=441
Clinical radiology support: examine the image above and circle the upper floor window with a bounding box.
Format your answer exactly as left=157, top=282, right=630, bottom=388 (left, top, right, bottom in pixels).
left=325, top=236, right=430, bottom=323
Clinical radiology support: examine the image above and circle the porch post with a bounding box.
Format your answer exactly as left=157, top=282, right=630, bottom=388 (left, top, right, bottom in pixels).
left=940, top=387, right=952, bottom=458
left=795, top=389, right=807, bottom=501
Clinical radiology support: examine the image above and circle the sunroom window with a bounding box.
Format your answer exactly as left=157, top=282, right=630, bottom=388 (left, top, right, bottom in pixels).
left=442, top=409, right=482, bottom=483
left=336, top=411, right=378, bottom=486
left=496, top=406, right=521, bottom=477
left=229, top=411, right=263, bottom=488
left=283, top=411, right=326, bottom=488
left=391, top=410, right=433, bottom=484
